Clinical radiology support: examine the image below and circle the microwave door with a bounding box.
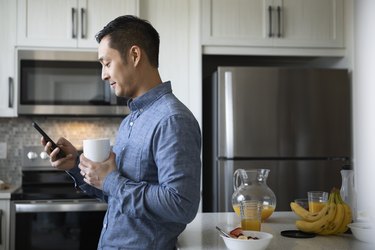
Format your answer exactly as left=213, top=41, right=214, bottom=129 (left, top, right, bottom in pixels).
left=17, top=49, right=130, bottom=116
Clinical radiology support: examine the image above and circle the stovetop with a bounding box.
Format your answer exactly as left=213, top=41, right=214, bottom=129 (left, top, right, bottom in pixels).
left=11, top=184, right=92, bottom=201
left=12, top=169, right=91, bottom=201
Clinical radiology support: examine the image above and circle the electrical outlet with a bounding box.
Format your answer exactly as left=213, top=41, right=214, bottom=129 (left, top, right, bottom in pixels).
left=0, top=142, right=7, bottom=159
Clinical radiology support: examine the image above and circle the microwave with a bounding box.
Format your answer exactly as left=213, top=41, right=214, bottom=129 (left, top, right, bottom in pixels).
left=17, top=49, right=129, bottom=116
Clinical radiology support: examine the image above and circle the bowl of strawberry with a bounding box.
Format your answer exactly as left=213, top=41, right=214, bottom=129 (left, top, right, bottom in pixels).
left=219, top=227, right=273, bottom=250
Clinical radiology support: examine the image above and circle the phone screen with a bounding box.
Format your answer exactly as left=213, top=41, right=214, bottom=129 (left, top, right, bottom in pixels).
left=32, top=121, right=66, bottom=159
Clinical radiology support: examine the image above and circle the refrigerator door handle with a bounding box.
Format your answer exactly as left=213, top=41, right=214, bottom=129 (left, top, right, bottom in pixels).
left=224, top=71, right=234, bottom=157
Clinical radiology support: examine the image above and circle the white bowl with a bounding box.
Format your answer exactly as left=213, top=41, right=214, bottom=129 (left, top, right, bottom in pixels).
left=220, top=230, right=273, bottom=250
left=348, top=222, right=375, bottom=244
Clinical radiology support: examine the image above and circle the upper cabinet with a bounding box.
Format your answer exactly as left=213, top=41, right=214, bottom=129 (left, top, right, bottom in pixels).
left=202, top=0, right=345, bottom=56
left=17, top=0, right=139, bottom=49
left=0, top=0, right=17, bottom=117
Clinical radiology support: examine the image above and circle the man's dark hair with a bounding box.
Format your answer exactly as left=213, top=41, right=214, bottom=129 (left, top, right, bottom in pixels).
left=96, top=15, right=160, bottom=68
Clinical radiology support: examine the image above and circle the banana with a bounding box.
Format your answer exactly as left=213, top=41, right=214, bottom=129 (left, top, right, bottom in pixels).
left=335, top=192, right=353, bottom=234
left=318, top=191, right=345, bottom=235
left=295, top=192, right=337, bottom=234
left=290, top=201, right=329, bottom=222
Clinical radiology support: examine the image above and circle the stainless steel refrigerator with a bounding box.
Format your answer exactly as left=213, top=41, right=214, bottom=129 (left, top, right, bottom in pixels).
left=202, top=66, right=351, bottom=212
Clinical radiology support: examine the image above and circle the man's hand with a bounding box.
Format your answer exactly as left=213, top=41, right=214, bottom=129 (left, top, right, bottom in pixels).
left=78, top=152, right=116, bottom=190
left=41, top=137, right=78, bottom=171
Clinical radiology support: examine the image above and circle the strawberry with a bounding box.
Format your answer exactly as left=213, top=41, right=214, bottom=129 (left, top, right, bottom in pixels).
left=229, top=227, right=243, bottom=238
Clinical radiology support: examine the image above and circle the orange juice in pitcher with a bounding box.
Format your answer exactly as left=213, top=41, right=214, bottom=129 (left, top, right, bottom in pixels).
left=233, top=204, right=275, bottom=221
left=232, top=169, right=277, bottom=221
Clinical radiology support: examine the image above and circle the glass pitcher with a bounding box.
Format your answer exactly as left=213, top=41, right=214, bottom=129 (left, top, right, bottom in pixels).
left=232, top=169, right=277, bottom=221
left=340, top=168, right=356, bottom=219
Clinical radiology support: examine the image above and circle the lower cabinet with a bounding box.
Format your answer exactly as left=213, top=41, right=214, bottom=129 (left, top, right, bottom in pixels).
left=0, top=200, right=10, bottom=250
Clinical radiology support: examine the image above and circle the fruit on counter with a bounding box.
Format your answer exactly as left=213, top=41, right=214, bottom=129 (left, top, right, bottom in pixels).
left=291, top=200, right=330, bottom=222
left=229, top=227, right=244, bottom=238
left=294, top=191, right=337, bottom=234
left=290, top=188, right=352, bottom=235
left=335, top=191, right=353, bottom=234
left=229, top=227, right=260, bottom=240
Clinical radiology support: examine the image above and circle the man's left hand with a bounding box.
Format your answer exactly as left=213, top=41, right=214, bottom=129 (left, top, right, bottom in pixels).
left=78, top=152, right=116, bottom=190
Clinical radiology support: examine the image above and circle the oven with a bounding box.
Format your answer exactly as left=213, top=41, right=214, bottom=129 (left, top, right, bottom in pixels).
left=10, top=146, right=107, bottom=250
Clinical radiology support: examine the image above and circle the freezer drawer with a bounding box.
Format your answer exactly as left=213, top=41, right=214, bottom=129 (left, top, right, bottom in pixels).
left=217, top=159, right=343, bottom=212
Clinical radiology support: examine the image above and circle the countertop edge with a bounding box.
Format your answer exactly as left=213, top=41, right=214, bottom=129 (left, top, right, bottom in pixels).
left=0, top=184, right=21, bottom=199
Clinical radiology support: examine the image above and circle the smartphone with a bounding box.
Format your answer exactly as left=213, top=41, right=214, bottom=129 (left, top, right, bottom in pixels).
left=32, top=121, right=66, bottom=159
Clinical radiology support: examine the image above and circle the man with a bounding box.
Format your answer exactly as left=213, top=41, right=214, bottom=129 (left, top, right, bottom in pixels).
left=43, top=15, right=201, bottom=249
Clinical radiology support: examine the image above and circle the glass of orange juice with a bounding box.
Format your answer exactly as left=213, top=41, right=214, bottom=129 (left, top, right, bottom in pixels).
left=239, top=200, right=263, bottom=231
left=308, top=191, right=328, bottom=213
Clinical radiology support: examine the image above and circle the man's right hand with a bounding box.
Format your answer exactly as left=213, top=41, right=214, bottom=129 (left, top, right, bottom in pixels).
left=41, top=137, right=78, bottom=171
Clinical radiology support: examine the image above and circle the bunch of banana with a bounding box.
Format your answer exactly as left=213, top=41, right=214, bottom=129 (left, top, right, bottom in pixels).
left=290, top=188, right=352, bottom=235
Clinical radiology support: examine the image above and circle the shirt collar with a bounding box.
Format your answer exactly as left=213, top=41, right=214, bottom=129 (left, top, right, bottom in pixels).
left=127, top=81, right=172, bottom=112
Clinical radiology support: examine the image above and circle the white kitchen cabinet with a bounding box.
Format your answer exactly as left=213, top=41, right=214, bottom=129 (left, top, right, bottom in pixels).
left=202, top=0, right=345, bottom=55
left=139, top=0, right=202, bottom=125
left=0, top=200, right=10, bottom=250
left=17, top=0, right=139, bottom=48
left=202, top=0, right=272, bottom=47
left=0, top=0, right=17, bottom=117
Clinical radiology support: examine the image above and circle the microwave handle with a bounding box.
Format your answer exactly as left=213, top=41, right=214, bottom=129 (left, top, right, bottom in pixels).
left=8, top=77, right=14, bottom=108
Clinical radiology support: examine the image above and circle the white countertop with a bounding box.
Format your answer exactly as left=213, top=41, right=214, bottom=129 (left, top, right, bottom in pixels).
left=0, top=184, right=21, bottom=199
left=177, top=212, right=375, bottom=250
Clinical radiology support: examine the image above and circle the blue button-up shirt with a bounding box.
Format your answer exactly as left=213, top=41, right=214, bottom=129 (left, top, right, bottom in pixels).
left=69, top=81, right=201, bottom=249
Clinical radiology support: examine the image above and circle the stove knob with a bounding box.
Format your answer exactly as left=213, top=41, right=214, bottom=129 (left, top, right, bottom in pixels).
left=27, top=151, right=38, bottom=160
left=40, top=151, right=49, bottom=160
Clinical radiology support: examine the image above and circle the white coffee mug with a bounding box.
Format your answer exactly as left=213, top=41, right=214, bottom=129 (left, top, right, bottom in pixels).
left=83, top=138, right=111, bottom=162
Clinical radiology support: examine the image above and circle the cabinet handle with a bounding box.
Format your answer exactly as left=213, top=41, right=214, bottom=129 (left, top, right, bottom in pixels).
left=8, top=77, right=14, bottom=108
left=268, top=6, right=273, bottom=37
left=81, top=8, right=86, bottom=39
left=72, top=8, right=77, bottom=38
left=0, top=210, right=2, bottom=244
left=277, top=6, right=282, bottom=37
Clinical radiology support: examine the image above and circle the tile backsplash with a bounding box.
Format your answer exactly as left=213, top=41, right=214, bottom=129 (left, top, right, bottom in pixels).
left=0, top=116, right=123, bottom=185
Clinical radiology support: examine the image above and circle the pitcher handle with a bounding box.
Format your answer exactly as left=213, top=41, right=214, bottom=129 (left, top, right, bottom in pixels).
left=233, top=169, right=242, bottom=191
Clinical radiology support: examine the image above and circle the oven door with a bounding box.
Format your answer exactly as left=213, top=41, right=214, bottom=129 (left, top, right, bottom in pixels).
left=10, top=200, right=107, bottom=250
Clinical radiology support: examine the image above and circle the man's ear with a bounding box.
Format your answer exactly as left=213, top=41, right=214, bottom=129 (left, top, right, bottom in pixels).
left=129, top=45, right=141, bottom=67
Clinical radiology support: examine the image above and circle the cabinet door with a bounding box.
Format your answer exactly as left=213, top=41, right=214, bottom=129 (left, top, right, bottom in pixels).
left=202, top=0, right=273, bottom=47
left=274, top=0, right=344, bottom=48
left=17, top=0, right=78, bottom=47
left=78, top=0, right=139, bottom=48
left=0, top=200, right=10, bottom=250
left=0, top=0, right=17, bottom=117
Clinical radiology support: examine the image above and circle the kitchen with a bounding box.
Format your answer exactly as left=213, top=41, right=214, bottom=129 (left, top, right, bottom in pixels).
left=0, top=0, right=374, bottom=249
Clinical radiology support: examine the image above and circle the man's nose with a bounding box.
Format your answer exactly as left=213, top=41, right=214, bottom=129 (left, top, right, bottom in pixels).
left=102, top=68, right=109, bottom=80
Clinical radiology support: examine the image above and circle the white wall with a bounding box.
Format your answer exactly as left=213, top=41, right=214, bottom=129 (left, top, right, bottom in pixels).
left=353, top=0, right=375, bottom=221
left=139, top=0, right=202, bottom=127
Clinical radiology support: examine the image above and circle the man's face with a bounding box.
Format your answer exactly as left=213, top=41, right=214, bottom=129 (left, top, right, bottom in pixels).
left=98, top=36, right=136, bottom=98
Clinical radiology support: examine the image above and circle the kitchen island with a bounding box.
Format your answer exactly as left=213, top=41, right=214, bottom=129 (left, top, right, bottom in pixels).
left=177, top=212, right=374, bottom=250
